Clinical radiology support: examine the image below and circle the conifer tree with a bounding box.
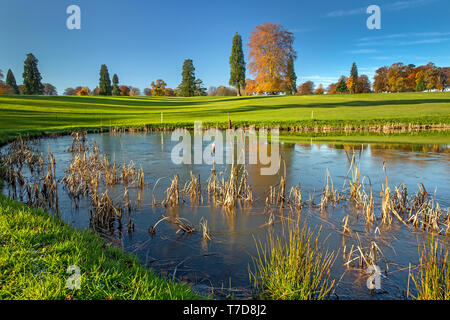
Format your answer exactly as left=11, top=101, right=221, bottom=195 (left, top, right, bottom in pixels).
left=286, top=55, right=297, bottom=95
left=229, top=32, right=246, bottom=96
left=178, top=59, right=196, bottom=97
left=416, top=75, right=427, bottom=92
left=99, top=64, right=112, bottom=96
left=112, top=74, right=120, bottom=96
left=22, top=53, right=44, bottom=95
left=6, top=69, right=19, bottom=94
left=349, top=62, right=359, bottom=94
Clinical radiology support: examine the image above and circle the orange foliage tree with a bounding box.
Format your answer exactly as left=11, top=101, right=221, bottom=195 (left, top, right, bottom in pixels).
left=314, top=84, right=324, bottom=94
left=150, top=79, right=167, bottom=96
left=246, top=23, right=296, bottom=95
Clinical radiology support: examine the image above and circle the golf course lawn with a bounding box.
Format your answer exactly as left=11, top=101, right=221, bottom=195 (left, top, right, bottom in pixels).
left=0, top=92, right=449, bottom=144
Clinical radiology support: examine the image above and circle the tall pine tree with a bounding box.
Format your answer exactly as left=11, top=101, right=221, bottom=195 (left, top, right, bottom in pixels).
left=22, top=53, right=44, bottom=95
left=349, top=62, right=359, bottom=94
left=178, top=59, right=196, bottom=97
left=229, top=32, right=246, bottom=96
left=6, top=69, right=19, bottom=94
left=99, top=64, right=112, bottom=96
left=286, top=55, right=297, bottom=95
left=112, top=74, right=120, bottom=96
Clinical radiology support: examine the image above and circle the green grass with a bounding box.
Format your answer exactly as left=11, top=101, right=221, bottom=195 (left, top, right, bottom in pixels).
left=250, top=219, right=336, bottom=300
left=0, top=195, right=202, bottom=300
left=0, top=92, right=449, bottom=144
left=408, top=238, right=450, bottom=300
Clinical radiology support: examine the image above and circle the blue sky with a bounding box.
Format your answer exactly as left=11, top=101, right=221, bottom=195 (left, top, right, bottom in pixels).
left=1, top=0, right=449, bottom=94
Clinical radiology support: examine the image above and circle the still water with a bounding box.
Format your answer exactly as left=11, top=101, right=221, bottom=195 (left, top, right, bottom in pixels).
left=2, top=132, right=449, bottom=299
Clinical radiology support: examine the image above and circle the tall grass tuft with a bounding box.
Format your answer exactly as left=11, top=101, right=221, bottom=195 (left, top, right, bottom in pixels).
left=409, top=238, right=450, bottom=300
left=250, top=217, right=336, bottom=300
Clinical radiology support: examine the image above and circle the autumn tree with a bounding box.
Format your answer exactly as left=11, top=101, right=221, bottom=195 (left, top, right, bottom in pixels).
left=346, top=62, right=358, bottom=94
left=129, top=87, right=140, bottom=96
left=143, top=88, right=152, bottom=96
left=326, top=82, right=338, bottom=94
left=119, top=85, right=130, bottom=96
left=164, top=88, right=175, bottom=96
left=422, top=62, right=439, bottom=91
left=178, top=59, right=196, bottom=97
left=387, top=63, right=409, bottom=92
left=314, top=84, right=324, bottom=94
left=286, top=55, right=297, bottom=95
left=247, top=23, right=296, bottom=95
left=345, top=76, right=355, bottom=94
left=229, top=32, right=246, bottom=96
left=6, top=69, right=19, bottom=94
left=99, top=64, right=112, bottom=96
left=43, top=83, right=57, bottom=95
left=151, top=79, right=167, bottom=96
left=23, top=53, right=44, bottom=95
left=208, top=86, right=217, bottom=96
left=298, top=81, right=314, bottom=95
left=373, top=67, right=389, bottom=93
left=112, top=74, right=120, bottom=96
left=76, top=87, right=90, bottom=96
left=64, top=87, right=76, bottom=95
left=357, top=75, right=371, bottom=93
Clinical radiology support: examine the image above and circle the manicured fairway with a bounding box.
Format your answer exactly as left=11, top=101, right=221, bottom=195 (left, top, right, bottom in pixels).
left=0, top=92, right=449, bottom=143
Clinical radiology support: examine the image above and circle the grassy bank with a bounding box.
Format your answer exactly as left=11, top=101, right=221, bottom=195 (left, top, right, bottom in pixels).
left=0, top=195, right=201, bottom=299
left=0, top=92, right=449, bottom=144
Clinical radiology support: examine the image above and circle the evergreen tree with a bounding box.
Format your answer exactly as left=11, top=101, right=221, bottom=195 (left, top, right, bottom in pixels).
left=178, top=59, right=196, bottom=97
left=194, top=78, right=207, bottom=96
left=416, top=75, right=427, bottom=92
left=6, top=69, right=19, bottom=94
left=349, top=62, right=359, bottom=93
left=99, top=64, right=112, bottom=96
left=336, top=76, right=349, bottom=94
left=229, top=32, right=246, bottom=96
left=286, top=55, right=297, bottom=95
left=112, top=74, right=120, bottom=96
left=22, top=53, right=44, bottom=95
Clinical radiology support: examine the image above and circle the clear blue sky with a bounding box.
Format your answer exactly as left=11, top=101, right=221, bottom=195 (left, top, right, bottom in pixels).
left=1, top=0, right=449, bottom=94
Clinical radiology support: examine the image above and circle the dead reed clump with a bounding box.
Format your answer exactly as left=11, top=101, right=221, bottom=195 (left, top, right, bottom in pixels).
left=342, top=215, right=351, bottom=234
left=162, top=174, right=181, bottom=207
left=343, top=235, right=387, bottom=272
left=287, top=185, right=303, bottom=209
left=68, top=131, right=89, bottom=153
left=183, top=172, right=203, bottom=205
left=209, top=165, right=253, bottom=212
left=320, top=169, right=340, bottom=212
left=120, top=161, right=137, bottom=187
left=362, top=184, right=375, bottom=224
left=265, top=175, right=287, bottom=208
left=150, top=215, right=195, bottom=235
left=199, top=217, right=211, bottom=240
left=90, top=190, right=122, bottom=228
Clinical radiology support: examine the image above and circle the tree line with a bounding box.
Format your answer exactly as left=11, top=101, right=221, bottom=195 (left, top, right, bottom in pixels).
left=1, top=23, right=449, bottom=96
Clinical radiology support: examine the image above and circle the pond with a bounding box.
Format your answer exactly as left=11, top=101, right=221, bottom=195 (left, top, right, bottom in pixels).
left=1, top=132, right=449, bottom=299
